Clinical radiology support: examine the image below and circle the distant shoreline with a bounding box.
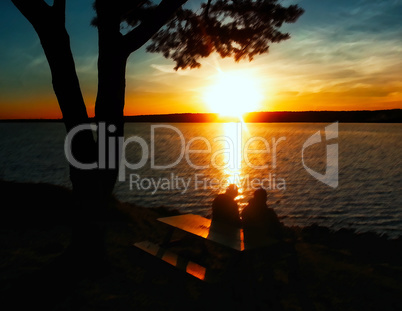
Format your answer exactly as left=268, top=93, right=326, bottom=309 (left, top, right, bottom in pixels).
left=1, top=109, right=401, bottom=123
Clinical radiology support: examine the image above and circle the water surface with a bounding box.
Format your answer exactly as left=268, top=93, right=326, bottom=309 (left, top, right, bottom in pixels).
left=0, top=122, right=401, bottom=237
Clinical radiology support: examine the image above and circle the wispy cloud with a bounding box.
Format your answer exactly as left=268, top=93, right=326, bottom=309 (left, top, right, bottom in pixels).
left=150, top=64, right=191, bottom=76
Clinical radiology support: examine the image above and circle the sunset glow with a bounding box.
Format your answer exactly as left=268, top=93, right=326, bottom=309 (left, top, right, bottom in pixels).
left=203, top=71, right=264, bottom=118
left=0, top=1, right=401, bottom=119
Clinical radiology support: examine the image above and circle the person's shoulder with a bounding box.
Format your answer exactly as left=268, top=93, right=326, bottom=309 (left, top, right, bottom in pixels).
left=266, top=207, right=280, bottom=220
left=213, top=193, right=225, bottom=200
left=213, top=194, right=232, bottom=207
left=266, top=207, right=277, bottom=214
left=246, top=198, right=256, bottom=207
left=214, top=193, right=229, bottom=201
left=242, top=199, right=254, bottom=211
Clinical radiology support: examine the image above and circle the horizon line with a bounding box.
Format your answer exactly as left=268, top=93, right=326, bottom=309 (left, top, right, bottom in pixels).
left=1, top=108, right=401, bottom=121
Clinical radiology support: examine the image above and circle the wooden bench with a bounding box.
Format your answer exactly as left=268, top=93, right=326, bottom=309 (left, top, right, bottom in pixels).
left=133, top=214, right=277, bottom=282
left=133, top=240, right=208, bottom=281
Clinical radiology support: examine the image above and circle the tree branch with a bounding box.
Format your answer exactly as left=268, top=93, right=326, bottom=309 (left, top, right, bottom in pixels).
left=204, top=0, right=212, bottom=21
left=11, top=0, right=51, bottom=29
left=53, top=0, right=66, bottom=26
left=123, top=0, right=188, bottom=55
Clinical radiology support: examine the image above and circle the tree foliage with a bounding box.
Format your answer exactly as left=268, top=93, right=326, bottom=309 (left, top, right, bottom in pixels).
left=93, top=0, right=304, bottom=70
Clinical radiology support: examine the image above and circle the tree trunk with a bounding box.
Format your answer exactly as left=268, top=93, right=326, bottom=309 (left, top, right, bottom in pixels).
left=12, top=1, right=106, bottom=267
left=94, top=18, right=129, bottom=198
left=11, top=1, right=99, bottom=201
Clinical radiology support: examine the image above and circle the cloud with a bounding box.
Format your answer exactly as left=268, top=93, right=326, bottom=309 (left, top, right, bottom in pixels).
left=150, top=64, right=191, bottom=76
left=251, top=0, right=402, bottom=99
left=340, top=0, right=402, bottom=34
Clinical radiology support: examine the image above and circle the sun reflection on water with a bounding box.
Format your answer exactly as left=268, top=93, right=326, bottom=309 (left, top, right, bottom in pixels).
left=221, top=122, right=248, bottom=211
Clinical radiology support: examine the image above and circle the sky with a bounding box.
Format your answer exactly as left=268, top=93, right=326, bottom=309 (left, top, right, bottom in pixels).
left=0, top=0, right=401, bottom=119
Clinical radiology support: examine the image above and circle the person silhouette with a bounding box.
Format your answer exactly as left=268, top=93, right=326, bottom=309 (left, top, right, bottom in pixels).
left=242, top=188, right=282, bottom=239
left=211, top=184, right=241, bottom=227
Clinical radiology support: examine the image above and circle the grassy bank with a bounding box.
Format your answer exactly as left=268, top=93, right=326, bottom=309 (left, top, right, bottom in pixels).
left=0, top=180, right=401, bottom=310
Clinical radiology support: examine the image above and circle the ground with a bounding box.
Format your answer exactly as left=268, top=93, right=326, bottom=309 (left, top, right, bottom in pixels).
left=0, top=180, right=401, bottom=310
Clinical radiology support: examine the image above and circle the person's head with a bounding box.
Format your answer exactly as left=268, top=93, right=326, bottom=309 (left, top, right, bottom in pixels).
left=225, top=184, right=238, bottom=199
left=254, top=188, right=267, bottom=203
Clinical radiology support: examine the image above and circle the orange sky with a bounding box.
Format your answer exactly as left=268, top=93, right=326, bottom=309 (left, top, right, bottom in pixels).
left=1, top=52, right=401, bottom=119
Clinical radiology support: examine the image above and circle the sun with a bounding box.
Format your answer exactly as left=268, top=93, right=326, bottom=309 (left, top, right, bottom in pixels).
left=203, top=71, right=264, bottom=118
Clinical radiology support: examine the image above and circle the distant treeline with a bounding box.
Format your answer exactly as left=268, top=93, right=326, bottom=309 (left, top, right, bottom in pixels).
left=245, top=109, right=402, bottom=123
left=2, top=109, right=401, bottom=123
left=125, top=109, right=402, bottom=123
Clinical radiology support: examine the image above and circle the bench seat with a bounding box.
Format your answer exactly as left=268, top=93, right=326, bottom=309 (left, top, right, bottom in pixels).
left=133, top=240, right=216, bottom=282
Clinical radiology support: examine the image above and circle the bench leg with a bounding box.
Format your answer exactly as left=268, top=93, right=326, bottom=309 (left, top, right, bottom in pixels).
left=160, top=227, right=175, bottom=248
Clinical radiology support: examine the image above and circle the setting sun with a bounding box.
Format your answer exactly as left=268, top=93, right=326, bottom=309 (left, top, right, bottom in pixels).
left=203, top=71, right=264, bottom=118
